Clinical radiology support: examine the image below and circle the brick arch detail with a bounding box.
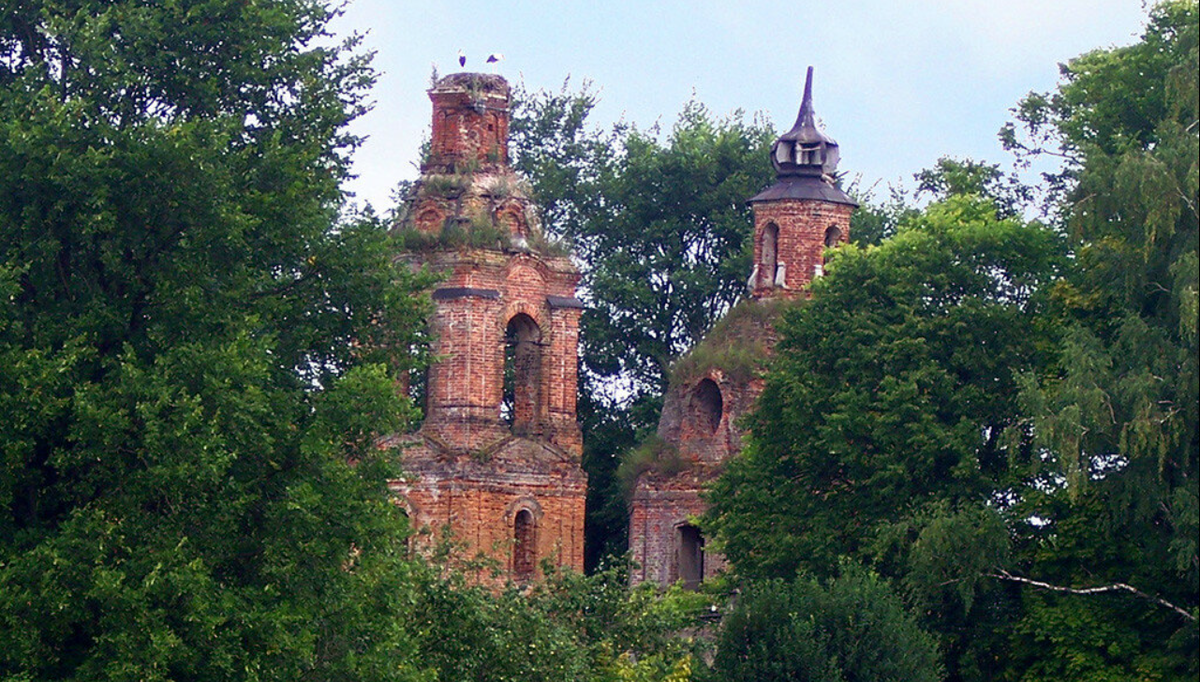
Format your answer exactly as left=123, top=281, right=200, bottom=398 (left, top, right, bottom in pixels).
left=504, top=495, right=545, bottom=524
left=504, top=253, right=554, bottom=282
left=493, top=199, right=528, bottom=236
left=498, top=300, right=550, bottom=341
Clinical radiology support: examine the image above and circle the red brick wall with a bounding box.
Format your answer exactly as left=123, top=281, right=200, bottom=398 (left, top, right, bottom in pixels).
left=629, top=469, right=727, bottom=586
left=630, top=196, right=853, bottom=588
left=421, top=250, right=583, bottom=457
left=390, top=73, right=586, bottom=584
left=426, top=73, right=510, bottom=172
left=750, top=200, right=853, bottom=298
left=390, top=439, right=587, bottom=580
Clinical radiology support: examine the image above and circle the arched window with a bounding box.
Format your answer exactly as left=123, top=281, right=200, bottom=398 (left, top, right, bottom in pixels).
left=677, top=524, right=705, bottom=590
left=761, top=223, right=779, bottom=288
left=513, top=509, right=536, bottom=580
left=824, top=225, right=842, bottom=248
left=692, top=379, right=723, bottom=435
left=502, top=314, right=542, bottom=433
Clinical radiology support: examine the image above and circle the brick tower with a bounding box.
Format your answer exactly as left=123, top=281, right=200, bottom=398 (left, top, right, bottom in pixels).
left=629, top=68, right=855, bottom=587
left=389, top=73, right=586, bottom=581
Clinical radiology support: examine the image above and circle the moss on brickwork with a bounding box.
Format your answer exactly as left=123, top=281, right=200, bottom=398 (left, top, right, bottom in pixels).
left=669, top=297, right=793, bottom=385
left=617, top=435, right=685, bottom=498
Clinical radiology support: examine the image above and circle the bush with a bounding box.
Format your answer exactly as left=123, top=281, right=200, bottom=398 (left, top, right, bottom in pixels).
left=709, top=566, right=942, bottom=682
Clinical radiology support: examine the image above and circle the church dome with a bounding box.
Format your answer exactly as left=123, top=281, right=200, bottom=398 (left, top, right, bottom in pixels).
left=770, top=66, right=840, bottom=178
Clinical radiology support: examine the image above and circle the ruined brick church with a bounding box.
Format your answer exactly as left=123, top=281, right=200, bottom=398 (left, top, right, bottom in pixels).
left=630, top=68, right=855, bottom=587
left=388, top=67, right=853, bottom=585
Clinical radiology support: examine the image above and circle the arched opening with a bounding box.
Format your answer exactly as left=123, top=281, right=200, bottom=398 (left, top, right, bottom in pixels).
left=502, top=313, right=542, bottom=434
left=513, top=509, right=536, bottom=580
left=761, top=223, right=779, bottom=288
left=798, top=142, right=822, bottom=166
left=692, top=379, right=723, bottom=435
left=677, top=525, right=705, bottom=590
left=416, top=208, right=442, bottom=234
left=824, top=225, right=842, bottom=247
left=497, top=209, right=524, bottom=238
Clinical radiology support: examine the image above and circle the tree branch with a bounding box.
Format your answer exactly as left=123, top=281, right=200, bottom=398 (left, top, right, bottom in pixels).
left=989, top=569, right=1195, bottom=622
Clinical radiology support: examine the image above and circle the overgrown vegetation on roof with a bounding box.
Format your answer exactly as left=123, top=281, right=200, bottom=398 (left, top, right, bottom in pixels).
left=669, top=297, right=793, bottom=385
left=615, top=435, right=686, bottom=498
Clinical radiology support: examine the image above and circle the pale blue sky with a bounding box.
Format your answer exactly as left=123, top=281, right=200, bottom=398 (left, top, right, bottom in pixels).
left=332, top=1, right=1151, bottom=211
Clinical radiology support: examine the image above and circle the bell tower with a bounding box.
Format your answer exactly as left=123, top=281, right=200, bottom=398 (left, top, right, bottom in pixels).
left=389, top=72, right=586, bottom=582
left=629, top=68, right=855, bottom=588
left=749, top=67, right=855, bottom=297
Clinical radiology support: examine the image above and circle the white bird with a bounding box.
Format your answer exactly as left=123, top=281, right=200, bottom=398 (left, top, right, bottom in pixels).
left=486, top=53, right=504, bottom=64
left=457, top=49, right=466, bottom=68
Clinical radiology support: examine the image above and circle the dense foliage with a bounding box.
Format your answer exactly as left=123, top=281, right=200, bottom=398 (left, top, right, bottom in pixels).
left=708, top=2, right=1199, bottom=680
left=410, top=559, right=708, bottom=682
left=1000, top=1, right=1199, bottom=677
left=3, top=0, right=1195, bottom=680
left=708, top=566, right=942, bottom=682
left=706, top=196, right=1062, bottom=581
left=0, top=1, right=436, bottom=679
left=512, top=88, right=776, bottom=567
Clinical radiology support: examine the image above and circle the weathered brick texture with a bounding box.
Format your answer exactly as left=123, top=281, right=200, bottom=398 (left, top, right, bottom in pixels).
left=750, top=200, right=853, bottom=298
left=426, top=73, right=511, bottom=173
left=389, top=73, right=586, bottom=582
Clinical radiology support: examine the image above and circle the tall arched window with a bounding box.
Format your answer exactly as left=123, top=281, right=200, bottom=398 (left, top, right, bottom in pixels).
left=513, top=509, right=536, bottom=580
left=692, top=379, right=723, bottom=435
left=761, top=223, right=779, bottom=288
left=502, top=314, right=542, bottom=433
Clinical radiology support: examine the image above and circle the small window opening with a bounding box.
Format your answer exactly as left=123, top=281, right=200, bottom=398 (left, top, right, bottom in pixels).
left=798, top=142, right=822, bottom=166
left=677, top=525, right=705, bottom=590
left=692, top=379, right=723, bottom=435
left=502, top=314, right=542, bottom=433
left=761, top=223, right=779, bottom=288
left=773, top=141, right=790, bottom=165
left=513, top=509, right=536, bottom=580
left=824, top=225, right=842, bottom=247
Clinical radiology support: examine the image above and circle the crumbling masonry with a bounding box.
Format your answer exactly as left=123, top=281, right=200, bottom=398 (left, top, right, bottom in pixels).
left=385, top=68, right=855, bottom=587
left=386, top=73, right=586, bottom=581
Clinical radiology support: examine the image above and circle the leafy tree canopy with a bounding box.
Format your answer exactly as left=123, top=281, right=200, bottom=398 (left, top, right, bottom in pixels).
left=706, top=195, right=1062, bottom=581
left=0, top=2, right=433, bottom=679
left=708, top=565, right=942, bottom=682
left=999, top=1, right=1198, bottom=677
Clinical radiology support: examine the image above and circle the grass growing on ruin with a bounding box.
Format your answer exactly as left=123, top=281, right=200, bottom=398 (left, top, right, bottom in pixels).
left=616, top=435, right=686, bottom=498
left=669, top=297, right=792, bottom=386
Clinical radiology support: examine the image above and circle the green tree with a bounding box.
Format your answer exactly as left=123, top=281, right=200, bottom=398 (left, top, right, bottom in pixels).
left=705, top=196, right=1062, bottom=679
left=998, top=1, right=1198, bottom=677
left=708, top=566, right=942, bottom=682
left=514, top=92, right=775, bottom=422
left=576, top=104, right=775, bottom=417
left=707, top=196, right=1061, bottom=582
left=409, top=558, right=707, bottom=682
left=914, top=156, right=1033, bottom=218
left=0, top=2, right=432, bottom=679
